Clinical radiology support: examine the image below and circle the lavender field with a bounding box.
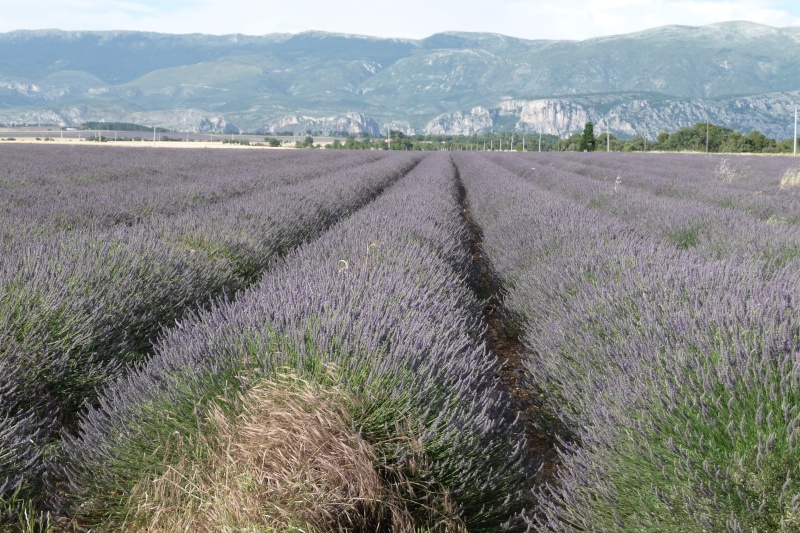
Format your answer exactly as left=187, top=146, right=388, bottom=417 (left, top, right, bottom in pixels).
left=1, top=145, right=800, bottom=531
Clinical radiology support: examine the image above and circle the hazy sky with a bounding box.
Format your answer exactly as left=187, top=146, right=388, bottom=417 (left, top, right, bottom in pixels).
left=2, top=0, right=799, bottom=40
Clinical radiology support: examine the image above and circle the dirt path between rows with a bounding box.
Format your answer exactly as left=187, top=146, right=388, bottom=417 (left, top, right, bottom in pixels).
left=454, top=166, right=562, bottom=489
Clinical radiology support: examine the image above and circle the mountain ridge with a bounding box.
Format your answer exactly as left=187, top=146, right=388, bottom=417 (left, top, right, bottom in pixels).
left=0, top=21, right=798, bottom=138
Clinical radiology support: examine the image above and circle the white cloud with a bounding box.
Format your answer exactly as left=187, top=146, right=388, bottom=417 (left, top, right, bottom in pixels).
left=0, top=0, right=798, bottom=39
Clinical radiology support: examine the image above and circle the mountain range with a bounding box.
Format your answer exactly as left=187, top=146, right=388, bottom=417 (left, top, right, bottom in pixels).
left=0, top=21, right=798, bottom=138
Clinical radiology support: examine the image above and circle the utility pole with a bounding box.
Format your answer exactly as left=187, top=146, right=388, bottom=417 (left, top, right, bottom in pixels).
left=522, top=135, right=525, bottom=152
left=644, top=119, right=648, bottom=153
left=607, top=120, right=610, bottom=152
left=794, top=107, right=797, bottom=156
left=706, top=119, right=710, bottom=153
left=538, top=132, right=542, bottom=152
left=153, top=125, right=156, bottom=143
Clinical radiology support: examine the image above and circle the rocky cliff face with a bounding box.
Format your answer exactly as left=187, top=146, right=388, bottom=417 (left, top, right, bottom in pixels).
left=422, top=92, right=799, bottom=140
left=0, top=106, right=236, bottom=133
left=502, top=100, right=592, bottom=138
left=1, top=93, right=796, bottom=139
left=423, top=107, right=493, bottom=135
left=260, top=112, right=381, bottom=135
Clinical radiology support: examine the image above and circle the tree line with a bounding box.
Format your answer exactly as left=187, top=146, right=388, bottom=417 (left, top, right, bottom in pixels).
left=563, top=121, right=796, bottom=153
left=319, top=123, right=796, bottom=153
left=324, top=130, right=564, bottom=151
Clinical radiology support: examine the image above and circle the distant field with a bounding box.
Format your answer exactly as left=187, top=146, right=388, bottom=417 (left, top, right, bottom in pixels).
left=2, top=146, right=800, bottom=531
left=0, top=128, right=340, bottom=147
left=0, top=137, right=290, bottom=148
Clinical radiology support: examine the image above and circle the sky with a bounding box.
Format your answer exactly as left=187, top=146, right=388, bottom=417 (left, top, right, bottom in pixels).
left=1, top=0, right=799, bottom=41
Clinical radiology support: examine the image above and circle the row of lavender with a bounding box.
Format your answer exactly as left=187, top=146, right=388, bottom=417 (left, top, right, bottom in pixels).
left=455, top=153, right=800, bottom=531
left=514, top=152, right=800, bottom=223
left=0, top=149, right=419, bottom=507
left=55, top=153, right=536, bottom=530
left=491, top=152, right=800, bottom=275
left=0, top=146, right=383, bottom=241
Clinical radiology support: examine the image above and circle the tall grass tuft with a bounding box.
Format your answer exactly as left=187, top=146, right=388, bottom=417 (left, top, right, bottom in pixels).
left=122, top=369, right=464, bottom=532
left=714, top=157, right=749, bottom=183
left=780, top=167, right=800, bottom=189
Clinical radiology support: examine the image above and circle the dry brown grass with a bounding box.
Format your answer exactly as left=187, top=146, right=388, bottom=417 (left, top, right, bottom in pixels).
left=714, top=157, right=749, bottom=183
left=122, top=370, right=465, bottom=532
left=779, top=167, right=800, bottom=189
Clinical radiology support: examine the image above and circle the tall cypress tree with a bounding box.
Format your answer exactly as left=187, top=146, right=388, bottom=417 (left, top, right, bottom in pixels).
left=580, top=121, right=596, bottom=152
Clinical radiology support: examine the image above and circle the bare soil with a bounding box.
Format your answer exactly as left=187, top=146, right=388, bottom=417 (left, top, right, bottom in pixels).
left=456, top=178, right=562, bottom=488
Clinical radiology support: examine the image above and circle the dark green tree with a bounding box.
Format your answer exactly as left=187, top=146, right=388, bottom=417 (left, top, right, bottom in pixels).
left=743, top=130, right=775, bottom=152
left=580, top=121, right=596, bottom=152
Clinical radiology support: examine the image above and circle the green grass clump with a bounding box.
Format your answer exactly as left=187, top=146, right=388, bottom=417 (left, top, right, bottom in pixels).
left=666, top=224, right=701, bottom=249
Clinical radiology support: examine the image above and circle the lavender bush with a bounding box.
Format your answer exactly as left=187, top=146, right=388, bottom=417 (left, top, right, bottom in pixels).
left=7, top=145, right=797, bottom=529
left=56, top=154, right=535, bottom=530
left=491, top=152, right=800, bottom=275
left=503, top=152, right=800, bottom=223
left=0, top=149, right=419, bottom=507
left=454, top=152, right=800, bottom=531
left=0, top=145, right=383, bottom=241
left=0, top=360, right=51, bottom=506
